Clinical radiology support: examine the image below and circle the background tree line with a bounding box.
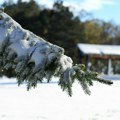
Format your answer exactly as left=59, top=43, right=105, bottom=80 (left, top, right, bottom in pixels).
left=1, top=0, right=120, bottom=77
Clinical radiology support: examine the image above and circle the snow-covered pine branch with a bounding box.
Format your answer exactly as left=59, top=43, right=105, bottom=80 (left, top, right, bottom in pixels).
left=0, top=9, right=113, bottom=96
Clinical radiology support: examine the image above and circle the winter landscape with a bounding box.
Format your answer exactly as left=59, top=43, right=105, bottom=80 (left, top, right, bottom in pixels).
left=0, top=77, right=120, bottom=120
left=0, top=1, right=120, bottom=120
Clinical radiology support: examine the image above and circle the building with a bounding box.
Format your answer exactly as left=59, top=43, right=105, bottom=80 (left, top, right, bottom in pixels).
left=77, top=43, right=120, bottom=76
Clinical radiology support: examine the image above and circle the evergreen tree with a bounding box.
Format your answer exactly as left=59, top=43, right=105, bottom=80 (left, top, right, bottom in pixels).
left=0, top=10, right=113, bottom=96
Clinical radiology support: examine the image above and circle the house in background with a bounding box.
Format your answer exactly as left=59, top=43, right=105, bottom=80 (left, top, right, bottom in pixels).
left=77, top=44, right=120, bottom=78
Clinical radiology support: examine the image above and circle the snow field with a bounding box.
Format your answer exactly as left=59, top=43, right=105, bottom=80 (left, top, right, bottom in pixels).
left=0, top=77, right=120, bottom=120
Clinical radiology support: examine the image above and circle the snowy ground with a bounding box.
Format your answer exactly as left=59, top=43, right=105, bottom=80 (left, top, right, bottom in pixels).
left=0, top=77, right=120, bottom=120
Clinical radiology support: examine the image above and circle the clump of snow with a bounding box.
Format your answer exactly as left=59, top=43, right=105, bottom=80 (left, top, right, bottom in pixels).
left=59, top=54, right=73, bottom=72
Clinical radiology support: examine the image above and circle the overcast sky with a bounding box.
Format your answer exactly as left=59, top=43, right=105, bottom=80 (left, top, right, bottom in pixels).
left=0, top=0, right=120, bottom=25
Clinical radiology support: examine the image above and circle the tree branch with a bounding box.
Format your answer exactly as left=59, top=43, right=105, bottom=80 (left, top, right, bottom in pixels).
left=0, top=10, right=113, bottom=96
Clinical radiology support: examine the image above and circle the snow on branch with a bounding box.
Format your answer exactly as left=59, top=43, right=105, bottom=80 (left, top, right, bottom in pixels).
left=0, top=10, right=113, bottom=96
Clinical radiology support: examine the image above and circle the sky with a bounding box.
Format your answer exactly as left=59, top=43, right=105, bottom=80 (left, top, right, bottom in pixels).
left=0, top=0, right=120, bottom=25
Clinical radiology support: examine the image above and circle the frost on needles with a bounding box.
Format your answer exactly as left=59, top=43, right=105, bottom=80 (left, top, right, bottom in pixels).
left=0, top=9, right=113, bottom=96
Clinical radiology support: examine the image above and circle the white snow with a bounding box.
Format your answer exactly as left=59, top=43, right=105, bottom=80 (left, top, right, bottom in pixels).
left=77, top=43, right=120, bottom=56
left=59, top=54, right=73, bottom=72
left=0, top=27, right=8, bottom=44
left=0, top=10, right=118, bottom=120
left=0, top=77, right=120, bottom=120
left=0, top=11, right=76, bottom=85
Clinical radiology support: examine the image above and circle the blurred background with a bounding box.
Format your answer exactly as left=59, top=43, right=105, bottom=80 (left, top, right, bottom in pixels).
left=0, top=0, right=120, bottom=76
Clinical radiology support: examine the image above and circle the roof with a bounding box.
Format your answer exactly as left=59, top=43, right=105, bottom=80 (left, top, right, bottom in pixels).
left=77, top=43, right=120, bottom=56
